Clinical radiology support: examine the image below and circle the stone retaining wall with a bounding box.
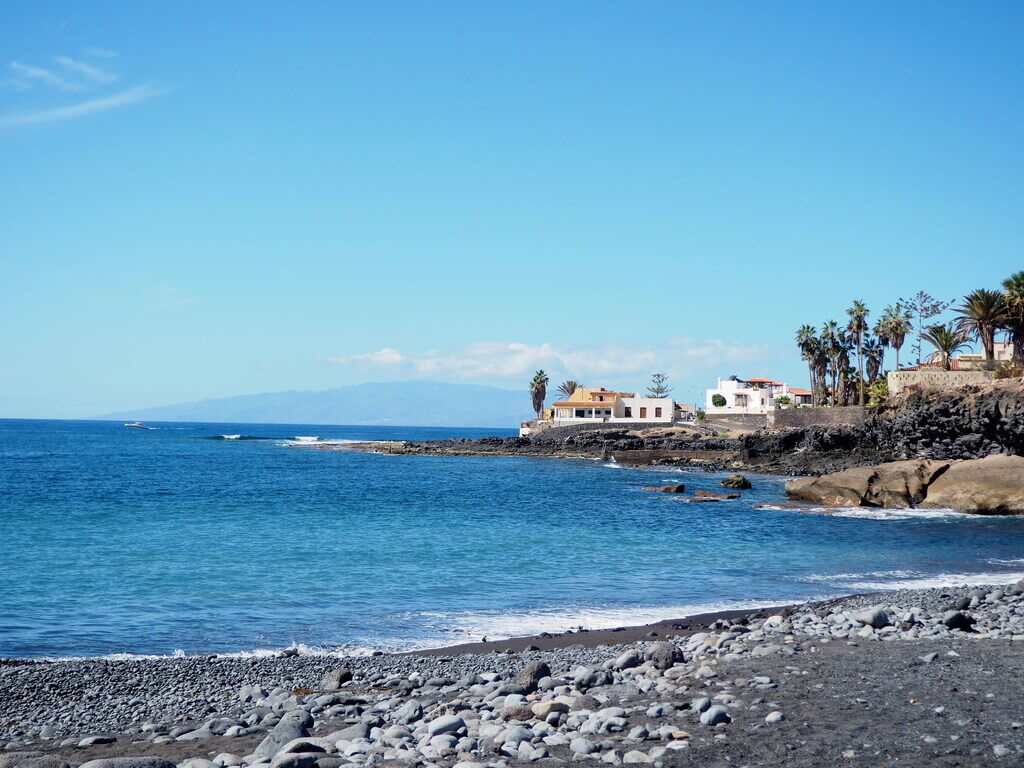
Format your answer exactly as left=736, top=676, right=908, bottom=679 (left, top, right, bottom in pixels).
left=705, top=413, right=769, bottom=429
left=887, top=370, right=994, bottom=395
left=768, top=406, right=868, bottom=430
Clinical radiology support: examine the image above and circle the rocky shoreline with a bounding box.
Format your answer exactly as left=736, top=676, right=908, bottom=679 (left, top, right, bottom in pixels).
left=315, top=380, right=1024, bottom=479
left=4, top=584, right=1024, bottom=767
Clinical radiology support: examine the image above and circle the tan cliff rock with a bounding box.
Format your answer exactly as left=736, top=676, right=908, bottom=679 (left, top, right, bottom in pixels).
left=785, top=460, right=953, bottom=509
left=919, top=455, right=1024, bottom=514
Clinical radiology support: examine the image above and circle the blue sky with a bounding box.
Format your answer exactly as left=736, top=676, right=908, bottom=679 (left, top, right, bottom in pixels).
left=1, top=2, right=1022, bottom=418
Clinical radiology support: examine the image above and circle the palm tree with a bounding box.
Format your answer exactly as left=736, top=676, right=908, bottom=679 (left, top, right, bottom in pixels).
left=820, top=321, right=841, bottom=404
left=529, top=370, right=549, bottom=420
left=871, top=317, right=889, bottom=371
left=863, top=337, right=884, bottom=384
left=954, top=289, right=1007, bottom=367
left=1002, top=271, right=1024, bottom=363
left=836, top=338, right=852, bottom=405
left=795, top=325, right=819, bottom=404
left=556, top=380, right=582, bottom=400
left=880, top=303, right=912, bottom=371
left=846, top=300, right=869, bottom=406
left=811, top=343, right=829, bottom=407
left=921, top=323, right=972, bottom=370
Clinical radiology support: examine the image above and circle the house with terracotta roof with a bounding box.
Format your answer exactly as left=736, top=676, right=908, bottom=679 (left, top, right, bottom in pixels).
left=785, top=387, right=813, bottom=406
left=908, top=341, right=1014, bottom=371
left=549, top=386, right=675, bottom=427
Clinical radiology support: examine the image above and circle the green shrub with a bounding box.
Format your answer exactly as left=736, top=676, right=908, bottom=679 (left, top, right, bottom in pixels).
left=711, top=394, right=727, bottom=408
left=867, top=379, right=889, bottom=407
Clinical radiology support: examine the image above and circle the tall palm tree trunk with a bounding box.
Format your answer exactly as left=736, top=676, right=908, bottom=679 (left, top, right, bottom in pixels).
left=858, top=338, right=864, bottom=406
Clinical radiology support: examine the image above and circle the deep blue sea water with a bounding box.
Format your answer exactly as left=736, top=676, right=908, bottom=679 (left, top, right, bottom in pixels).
left=3, top=418, right=1024, bottom=659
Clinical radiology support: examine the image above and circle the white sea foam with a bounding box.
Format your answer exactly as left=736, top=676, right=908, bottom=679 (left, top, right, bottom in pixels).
left=797, top=568, right=1024, bottom=592
left=30, top=641, right=386, bottom=664
left=828, top=507, right=970, bottom=521
left=844, top=571, right=1024, bottom=591
left=280, top=437, right=373, bottom=448
left=797, top=569, right=919, bottom=584
left=407, top=600, right=787, bottom=645
left=222, top=434, right=241, bottom=440
left=758, top=504, right=971, bottom=521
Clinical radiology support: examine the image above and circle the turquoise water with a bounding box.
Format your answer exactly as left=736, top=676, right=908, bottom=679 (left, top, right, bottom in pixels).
left=2, top=418, right=1024, bottom=659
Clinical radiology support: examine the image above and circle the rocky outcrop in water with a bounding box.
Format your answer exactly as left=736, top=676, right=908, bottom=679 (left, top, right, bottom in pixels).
left=785, top=455, right=1024, bottom=513
left=920, top=455, right=1024, bottom=513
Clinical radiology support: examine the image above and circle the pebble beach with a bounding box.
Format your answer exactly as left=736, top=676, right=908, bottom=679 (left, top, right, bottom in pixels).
left=5, top=582, right=1024, bottom=768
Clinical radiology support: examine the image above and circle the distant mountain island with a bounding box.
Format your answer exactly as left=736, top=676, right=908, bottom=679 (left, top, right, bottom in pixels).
left=99, top=381, right=531, bottom=428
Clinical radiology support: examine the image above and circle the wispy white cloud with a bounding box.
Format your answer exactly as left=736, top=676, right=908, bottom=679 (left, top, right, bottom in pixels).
left=330, top=339, right=778, bottom=385
left=10, top=61, right=78, bottom=91
left=0, top=83, right=168, bottom=127
left=56, top=56, right=117, bottom=84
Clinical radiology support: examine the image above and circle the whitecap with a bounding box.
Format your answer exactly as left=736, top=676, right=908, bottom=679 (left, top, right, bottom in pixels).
left=403, top=599, right=787, bottom=646
left=844, top=570, right=1024, bottom=591
left=759, top=504, right=972, bottom=521
left=25, top=641, right=385, bottom=663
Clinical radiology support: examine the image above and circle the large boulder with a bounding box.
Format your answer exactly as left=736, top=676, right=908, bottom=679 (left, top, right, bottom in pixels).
left=644, top=641, right=679, bottom=670
left=784, top=466, right=878, bottom=506
left=785, top=461, right=951, bottom=508
left=514, top=660, right=551, bottom=692
left=320, top=667, right=353, bottom=690
left=920, top=455, right=1024, bottom=513
left=252, top=710, right=314, bottom=759
left=642, top=484, right=686, bottom=493
left=720, top=474, right=752, bottom=489
left=864, top=460, right=952, bottom=508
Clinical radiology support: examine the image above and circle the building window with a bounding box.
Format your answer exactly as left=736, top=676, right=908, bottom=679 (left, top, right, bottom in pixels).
left=655, top=407, right=662, bottom=417
left=575, top=409, right=585, bottom=418
left=640, top=407, right=647, bottom=418
left=624, top=407, right=632, bottom=417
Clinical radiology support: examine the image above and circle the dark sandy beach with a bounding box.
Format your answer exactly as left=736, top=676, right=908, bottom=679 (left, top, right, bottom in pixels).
left=4, top=584, right=1024, bottom=767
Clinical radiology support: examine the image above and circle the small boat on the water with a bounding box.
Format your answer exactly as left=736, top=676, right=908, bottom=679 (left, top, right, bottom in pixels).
left=124, top=421, right=147, bottom=429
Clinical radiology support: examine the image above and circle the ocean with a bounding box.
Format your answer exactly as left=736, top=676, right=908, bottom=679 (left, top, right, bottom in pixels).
left=2, top=418, right=1024, bottom=659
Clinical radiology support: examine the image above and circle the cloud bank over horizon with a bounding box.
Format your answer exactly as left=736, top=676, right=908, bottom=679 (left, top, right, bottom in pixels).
left=329, top=338, right=781, bottom=392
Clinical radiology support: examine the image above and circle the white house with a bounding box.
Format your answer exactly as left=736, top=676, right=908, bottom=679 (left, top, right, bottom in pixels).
left=705, top=376, right=802, bottom=415
left=549, top=387, right=676, bottom=427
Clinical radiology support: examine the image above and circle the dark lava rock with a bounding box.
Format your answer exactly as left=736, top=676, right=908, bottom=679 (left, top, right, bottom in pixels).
left=642, top=484, right=686, bottom=493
